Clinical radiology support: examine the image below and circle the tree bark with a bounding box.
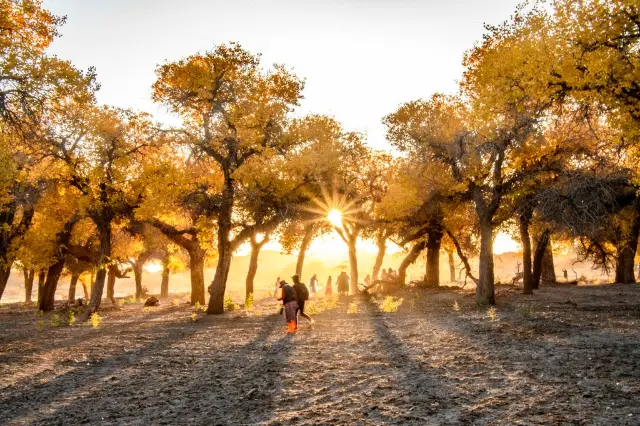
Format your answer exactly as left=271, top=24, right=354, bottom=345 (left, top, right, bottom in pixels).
left=295, top=223, right=315, bottom=277
left=0, top=264, right=12, bottom=302
left=68, top=273, right=79, bottom=302
left=106, top=267, right=117, bottom=304
left=372, top=229, right=387, bottom=282
left=398, top=240, right=427, bottom=286
left=347, top=235, right=359, bottom=294
left=84, top=220, right=111, bottom=317
left=37, top=270, right=45, bottom=306
left=477, top=219, right=496, bottom=305
left=133, top=263, right=143, bottom=300
left=541, top=242, right=557, bottom=285
left=424, top=228, right=442, bottom=287
left=518, top=214, right=534, bottom=295
left=83, top=273, right=92, bottom=300
left=160, top=259, right=170, bottom=299
left=24, top=269, right=35, bottom=304
left=447, top=249, right=456, bottom=283
left=614, top=214, right=640, bottom=284
left=532, top=229, right=551, bottom=290
left=208, top=181, right=234, bottom=314
left=39, top=258, right=66, bottom=312
left=190, top=248, right=206, bottom=306
left=245, top=234, right=269, bottom=302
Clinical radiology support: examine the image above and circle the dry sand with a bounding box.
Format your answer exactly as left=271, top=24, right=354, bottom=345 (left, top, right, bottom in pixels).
left=1, top=283, right=639, bottom=425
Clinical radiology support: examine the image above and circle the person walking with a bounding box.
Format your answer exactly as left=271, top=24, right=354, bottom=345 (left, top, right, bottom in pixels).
left=337, top=271, right=349, bottom=295
left=309, top=273, right=319, bottom=297
left=325, top=275, right=333, bottom=296
left=277, top=280, right=298, bottom=333
left=292, top=274, right=314, bottom=324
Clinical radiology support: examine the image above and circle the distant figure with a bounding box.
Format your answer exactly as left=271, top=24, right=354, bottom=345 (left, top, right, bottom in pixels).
left=337, top=271, right=350, bottom=295
left=292, top=274, right=313, bottom=324
left=364, top=274, right=371, bottom=288
left=277, top=280, right=298, bottom=333
left=275, top=276, right=283, bottom=315
left=381, top=268, right=390, bottom=281
left=325, top=276, right=333, bottom=296
left=388, top=268, right=398, bottom=282
left=309, top=273, right=319, bottom=297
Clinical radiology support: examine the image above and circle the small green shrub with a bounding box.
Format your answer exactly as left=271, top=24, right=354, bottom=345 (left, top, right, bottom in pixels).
left=172, top=298, right=180, bottom=306
left=190, top=312, right=198, bottom=322
left=68, top=311, right=76, bottom=326
left=379, top=296, right=404, bottom=313
left=347, top=302, right=358, bottom=314
left=224, top=296, right=239, bottom=312
left=245, top=293, right=254, bottom=311
left=50, top=314, right=61, bottom=327
left=90, top=312, right=101, bottom=328
left=487, top=307, right=498, bottom=320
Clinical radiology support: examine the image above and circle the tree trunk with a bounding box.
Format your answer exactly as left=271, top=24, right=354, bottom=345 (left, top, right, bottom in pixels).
left=477, top=219, right=495, bottom=305
left=541, top=242, right=557, bottom=285
left=133, top=263, right=143, bottom=300
left=246, top=243, right=260, bottom=302
left=189, top=248, right=206, bottom=306
left=208, top=181, right=234, bottom=314
left=518, top=215, right=533, bottom=295
left=614, top=214, right=640, bottom=284
left=160, top=260, right=170, bottom=299
left=39, top=259, right=66, bottom=312
left=295, top=223, right=315, bottom=277
left=447, top=249, right=456, bottom=283
left=398, top=240, right=427, bottom=286
left=372, top=230, right=387, bottom=282
left=24, top=269, right=34, bottom=303
left=68, top=273, right=79, bottom=302
left=0, top=264, right=12, bottom=302
left=107, top=267, right=116, bottom=304
left=347, top=236, right=359, bottom=294
left=83, top=273, right=92, bottom=300
left=84, top=220, right=111, bottom=317
left=424, top=228, right=442, bottom=287
left=37, top=270, right=46, bottom=306
left=532, top=229, right=551, bottom=290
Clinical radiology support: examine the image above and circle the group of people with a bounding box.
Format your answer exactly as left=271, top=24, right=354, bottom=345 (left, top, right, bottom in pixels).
left=275, top=270, right=351, bottom=332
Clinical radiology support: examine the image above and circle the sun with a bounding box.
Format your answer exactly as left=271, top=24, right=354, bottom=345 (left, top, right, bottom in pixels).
left=327, top=209, right=343, bottom=227
left=144, top=261, right=163, bottom=273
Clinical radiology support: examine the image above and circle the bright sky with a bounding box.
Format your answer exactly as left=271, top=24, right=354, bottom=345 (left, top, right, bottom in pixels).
left=43, top=0, right=522, bottom=255
left=44, top=0, right=520, bottom=150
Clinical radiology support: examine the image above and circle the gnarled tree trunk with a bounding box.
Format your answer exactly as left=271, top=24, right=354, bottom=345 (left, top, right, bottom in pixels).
left=189, top=247, right=206, bottom=305
left=446, top=249, right=456, bottom=283
left=107, top=267, right=117, bottom=304
left=133, top=262, right=143, bottom=300
left=541, top=242, right=556, bottom=285
left=84, top=220, right=111, bottom=317
left=398, top=240, right=427, bottom=286
left=518, top=214, right=533, bottom=294
left=614, top=214, right=640, bottom=283
left=39, top=259, right=66, bottom=312
left=372, top=229, right=387, bottom=282
left=347, top=235, right=359, bottom=294
left=37, top=270, right=46, bottom=306
left=208, top=182, right=233, bottom=314
left=0, top=265, right=12, bottom=302
left=246, top=234, right=269, bottom=302
left=532, top=229, right=551, bottom=290
left=160, top=259, right=170, bottom=299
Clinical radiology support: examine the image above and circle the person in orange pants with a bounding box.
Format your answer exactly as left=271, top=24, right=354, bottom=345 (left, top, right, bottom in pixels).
left=277, top=280, right=298, bottom=332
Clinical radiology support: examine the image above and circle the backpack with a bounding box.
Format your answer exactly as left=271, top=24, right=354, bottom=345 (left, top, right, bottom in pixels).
left=295, top=282, right=309, bottom=301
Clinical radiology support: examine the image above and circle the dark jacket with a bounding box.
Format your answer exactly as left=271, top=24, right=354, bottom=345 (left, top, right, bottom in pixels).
left=280, top=284, right=297, bottom=304
left=293, top=282, right=309, bottom=302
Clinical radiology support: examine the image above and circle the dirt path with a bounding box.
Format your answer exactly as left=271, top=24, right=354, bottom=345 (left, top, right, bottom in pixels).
left=1, top=284, right=640, bottom=425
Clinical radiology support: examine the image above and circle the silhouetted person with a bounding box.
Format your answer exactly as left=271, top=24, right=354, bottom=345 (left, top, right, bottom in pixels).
left=337, top=271, right=349, bottom=295
left=292, top=274, right=313, bottom=323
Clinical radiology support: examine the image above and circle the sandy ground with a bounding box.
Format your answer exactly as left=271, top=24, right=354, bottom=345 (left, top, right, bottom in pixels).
left=1, top=283, right=639, bottom=425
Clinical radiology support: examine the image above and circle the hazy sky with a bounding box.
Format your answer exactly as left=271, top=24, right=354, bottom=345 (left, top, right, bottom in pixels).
left=44, top=0, right=520, bottom=150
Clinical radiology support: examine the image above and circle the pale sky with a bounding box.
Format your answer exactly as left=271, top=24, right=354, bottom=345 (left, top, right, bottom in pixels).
left=44, top=0, right=520, bottom=150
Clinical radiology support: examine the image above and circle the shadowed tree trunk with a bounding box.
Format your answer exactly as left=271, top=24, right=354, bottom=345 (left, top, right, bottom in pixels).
left=518, top=213, right=534, bottom=295
left=0, top=265, right=11, bottom=302
left=614, top=214, right=640, bottom=283
left=132, top=262, right=143, bottom=300
left=160, top=259, right=170, bottom=299
left=190, top=247, right=206, bottom=305
left=424, top=228, right=442, bottom=287
left=37, top=270, right=46, bottom=306
left=446, top=249, right=456, bottom=283
left=532, top=229, right=551, bottom=290
left=295, top=223, right=315, bottom=277
left=68, top=273, right=80, bottom=302
left=208, top=180, right=234, bottom=314
left=347, top=234, right=359, bottom=294
left=24, top=269, right=35, bottom=303
left=246, top=233, right=270, bottom=302
left=106, top=267, right=116, bottom=304
left=398, top=240, right=428, bottom=286
left=83, top=220, right=112, bottom=318
left=39, top=259, right=66, bottom=312
left=477, top=218, right=495, bottom=305
left=82, top=274, right=91, bottom=300
left=541, top=242, right=557, bottom=285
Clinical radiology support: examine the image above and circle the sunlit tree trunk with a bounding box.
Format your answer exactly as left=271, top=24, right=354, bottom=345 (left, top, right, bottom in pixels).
left=37, top=269, right=46, bottom=306
left=245, top=233, right=269, bottom=302
left=477, top=218, right=495, bottom=305
left=68, top=273, right=79, bottom=302
left=189, top=247, right=206, bottom=305
left=24, top=269, right=35, bottom=303
left=295, top=223, right=315, bottom=277
left=160, top=258, right=170, bottom=299
left=372, top=229, right=388, bottom=282
left=133, top=262, right=143, bottom=300
left=106, top=266, right=117, bottom=304
left=208, top=182, right=234, bottom=314
left=446, top=249, right=456, bottom=283
left=424, top=228, right=442, bottom=287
